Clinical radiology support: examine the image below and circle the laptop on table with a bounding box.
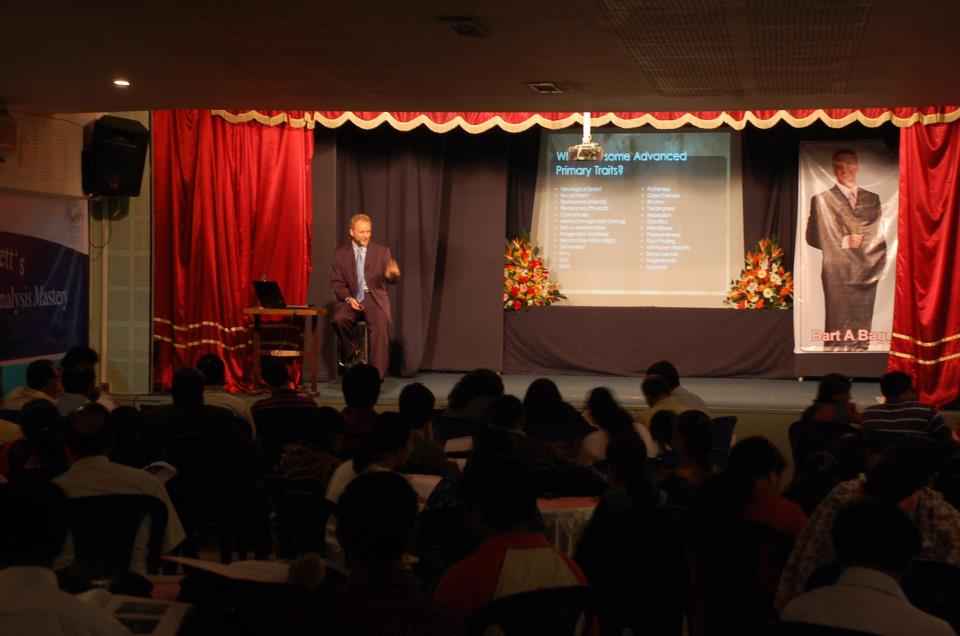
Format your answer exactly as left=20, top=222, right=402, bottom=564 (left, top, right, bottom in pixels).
left=253, top=281, right=307, bottom=309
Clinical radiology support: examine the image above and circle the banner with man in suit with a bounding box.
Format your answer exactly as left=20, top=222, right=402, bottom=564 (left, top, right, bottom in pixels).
left=794, top=141, right=898, bottom=353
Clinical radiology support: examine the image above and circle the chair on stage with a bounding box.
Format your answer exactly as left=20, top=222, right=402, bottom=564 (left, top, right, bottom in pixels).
left=332, top=318, right=370, bottom=370
left=466, top=585, right=600, bottom=636
left=68, top=494, right=168, bottom=575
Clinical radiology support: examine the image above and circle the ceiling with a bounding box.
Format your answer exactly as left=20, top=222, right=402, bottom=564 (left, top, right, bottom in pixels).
left=3, top=0, right=960, bottom=115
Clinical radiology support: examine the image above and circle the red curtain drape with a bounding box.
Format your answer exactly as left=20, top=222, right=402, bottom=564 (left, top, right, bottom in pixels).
left=890, top=122, right=960, bottom=407
left=153, top=110, right=313, bottom=392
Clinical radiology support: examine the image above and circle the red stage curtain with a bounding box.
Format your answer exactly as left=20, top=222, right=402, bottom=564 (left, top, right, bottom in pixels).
left=153, top=110, right=313, bottom=392
left=212, top=107, right=960, bottom=133
left=890, top=122, right=960, bottom=406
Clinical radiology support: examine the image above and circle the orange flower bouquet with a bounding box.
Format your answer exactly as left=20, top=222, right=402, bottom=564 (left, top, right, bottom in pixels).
left=504, top=235, right=565, bottom=311
left=725, top=238, right=794, bottom=309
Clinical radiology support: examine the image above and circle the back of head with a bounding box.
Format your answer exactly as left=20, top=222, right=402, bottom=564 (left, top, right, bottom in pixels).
left=649, top=410, right=677, bottom=448
left=60, top=346, right=100, bottom=371
left=303, top=406, right=345, bottom=450
left=832, top=501, right=920, bottom=573
left=20, top=399, right=62, bottom=442
left=0, top=481, right=71, bottom=566
left=461, top=454, right=537, bottom=532
left=827, top=433, right=869, bottom=480
left=596, top=406, right=635, bottom=439
left=815, top=373, right=851, bottom=404
left=489, top=395, right=524, bottom=430
left=586, top=387, right=619, bottom=420
left=61, top=366, right=96, bottom=396
left=727, top=436, right=786, bottom=481
left=864, top=435, right=945, bottom=503
left=342, top=363, right=381, bottom=408
left=447, top=369, right=504, bottom=411
left=336, top=471, right=418, bottom=569
left=641, top=375, right=671, bottom=403
left=674, top=410, right=714, bottom=469
left=523, top=378, right=563, bottom=412
left=646, top=361, right=680, bottom=390
left=261, top=358, right=291, bottom=390
left=398, top=382, right=434, bottom=429
left=196, top=354, right=227, bottom=386
left=606, top=434, right=656, bottom=505
left=354, top=411, right=411, bottom=471
left=26, top=359, right=57, bottom=392
left=880, top=371, right=913, bottom=400
left=64, top=403, right=113, bottom=458
left=171, top=367, right=205, bottom=406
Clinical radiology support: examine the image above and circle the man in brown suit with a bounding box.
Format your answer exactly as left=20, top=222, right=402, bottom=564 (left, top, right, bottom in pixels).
left=331, top=214, right=400, bottom=378
left=806, top=149, right=886, bottom=350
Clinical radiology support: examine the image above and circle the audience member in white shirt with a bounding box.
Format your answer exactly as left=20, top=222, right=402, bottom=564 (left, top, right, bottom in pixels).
left=197, top=354, right=256, bottom=438
left=56, top=368, right=97, bottom=417
left=2, top=359, right=61, bottom=410
left=646, top=360, right=708, bottom=412
left=53, top=404, right=185, bottom=575
left=781, top=500, right=954, bottom=636
left=0, top=481, right=130, bottom=636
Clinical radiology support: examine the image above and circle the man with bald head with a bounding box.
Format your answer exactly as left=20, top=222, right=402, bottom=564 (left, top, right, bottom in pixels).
left=806, top=149, right=886, bottom=351
left=331, top=214, right=400, bottom=378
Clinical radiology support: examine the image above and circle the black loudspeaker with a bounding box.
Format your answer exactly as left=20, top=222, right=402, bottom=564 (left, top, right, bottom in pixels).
left=82, top=115, right=150, bottom=197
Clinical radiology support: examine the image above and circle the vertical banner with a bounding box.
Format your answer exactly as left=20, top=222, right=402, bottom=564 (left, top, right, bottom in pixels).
left=794, top=141, right=898, bottom=353
left=0, top=191, right=89, bottom=363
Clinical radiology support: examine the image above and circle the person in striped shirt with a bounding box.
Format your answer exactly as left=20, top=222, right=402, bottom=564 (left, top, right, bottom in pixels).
left=861, top=372, right=956, bottom=450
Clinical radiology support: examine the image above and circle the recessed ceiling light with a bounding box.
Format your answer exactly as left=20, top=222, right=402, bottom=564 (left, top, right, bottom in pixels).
left=113, top=79, right=130, bottom=87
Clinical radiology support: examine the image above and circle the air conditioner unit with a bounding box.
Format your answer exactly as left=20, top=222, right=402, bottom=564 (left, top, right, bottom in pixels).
left=0, top=111, right=16, bottom=162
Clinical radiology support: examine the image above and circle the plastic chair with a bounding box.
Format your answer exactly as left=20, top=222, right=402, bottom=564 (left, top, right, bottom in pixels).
left=467, top=585, right=600, bottom=636
left=68, top=494, right=168, bottom=575
left=263, top=476, right=335, bottom=558
left=788, top=420, right=856, bottom=466
left=711, top=415, right=738, bottom=468
left=763, top=622, right=881, bottom=635
left=902, top=559, right=960, bottom=633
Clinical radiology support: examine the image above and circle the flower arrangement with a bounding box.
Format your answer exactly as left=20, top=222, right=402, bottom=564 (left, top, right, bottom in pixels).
left=504, top=234, right=565, bottom=311
left=725, top=237, right=794, bottom=309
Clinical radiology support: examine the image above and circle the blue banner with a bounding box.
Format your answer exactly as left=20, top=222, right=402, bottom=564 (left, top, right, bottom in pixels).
left=0, top=192, right=88, bottom=363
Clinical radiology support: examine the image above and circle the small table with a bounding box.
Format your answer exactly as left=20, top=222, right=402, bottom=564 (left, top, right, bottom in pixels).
left=243, top=307, right=326, bottom=394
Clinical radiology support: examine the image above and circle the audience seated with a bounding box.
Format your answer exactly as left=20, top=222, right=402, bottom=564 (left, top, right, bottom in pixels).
left=2, top=359, right=61, bottom=410
left=143, top=367, right=248, bottom=457
left=783, top=452, right=843, bottom=517
left=862, top=371, right=956, bottom=452
left=718, top=436, right=807, bottom=539
left=60, top=346, right=116, bottom=411
left=0, top=481, right=129, bottom=636
left=523, top=378, right=592, bottom=445
left=801, top=374, right=862, bottom=426
left=648, top=409, right=679, bottom=462
left=577, top=387, right=636, bottom=467
left=273, top=406, right=343, bottom=491
left=646, top=360, right=708, bottom=411
left=326, top=412, right=412, bottom=503
left=53, top=404, right=185, bottom=575
left=398, top=383, right=457, bottom=477
left=300, top=472, right=464, bottom=635
left=487, top=395, right=559, bottom=463
left=434, top=455, right=592, bottom=629
left=0, top=399, right=68, bottom=482
left=781, top=501, right=953, bottom=636
left=197, top=354, right=255, bottom=437
left=443, top=369, right=504, bottom=425
left=338, top=363, right=381, bottom=457
left=108, top=406, right=149, bottom=470
left=776, top=436, right=960, bottom=609
left=652, top=410, right=716, bottom=508
left=56, top=367, right=96, bottom=416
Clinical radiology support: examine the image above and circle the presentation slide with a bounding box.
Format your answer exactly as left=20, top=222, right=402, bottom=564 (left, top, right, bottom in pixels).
left=531, top=130, right=743, bottom=307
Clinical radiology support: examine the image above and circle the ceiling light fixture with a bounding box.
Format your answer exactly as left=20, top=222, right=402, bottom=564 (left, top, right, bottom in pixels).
left=568, top=112, right=604, bottom=161
left=113, top=79, right=130, bottom=87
